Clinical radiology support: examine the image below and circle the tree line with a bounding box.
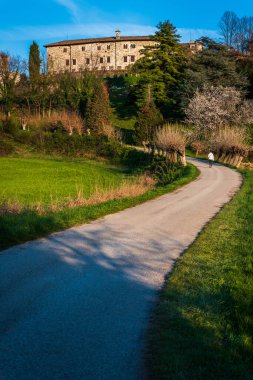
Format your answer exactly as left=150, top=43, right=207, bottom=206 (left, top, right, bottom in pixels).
left=1, top=15, right=253, bottom=168
left=219, top=11, right=253, bottom=54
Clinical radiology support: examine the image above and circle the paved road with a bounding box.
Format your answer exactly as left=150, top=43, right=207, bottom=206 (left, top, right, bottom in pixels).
left=0, top=158, right=242, bottom=380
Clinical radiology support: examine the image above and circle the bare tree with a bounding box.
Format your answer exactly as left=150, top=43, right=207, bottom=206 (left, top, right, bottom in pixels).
left=219, top=12, right=253, bottom=54
left=234, top=17, right=250, bottom=54
left=219, top=11, right=238, bottom=48
left=0, top=52, right=26, bottom=117
left=52, top=110, right=84, bottom=135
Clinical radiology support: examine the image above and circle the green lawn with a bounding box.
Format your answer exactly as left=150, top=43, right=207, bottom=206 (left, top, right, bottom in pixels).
left=0, top=157, right=126, bottom=206
left=0, top=162, right=199, bottom=250
left=147, top=169, right=253, bottom=380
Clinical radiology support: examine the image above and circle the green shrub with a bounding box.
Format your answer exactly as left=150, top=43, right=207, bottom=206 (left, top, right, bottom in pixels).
left=149, top=157, right=185, bottom=185
left=97, top=139, right=124, bottom=159
left=248, top=123, right=253, bottom=145
left=0, top=140, right=15, bottom=156
left=13, top=130, right=32, bottom=144
left=4, top=117, right=20, bottom=137
left=120, top=149, right=151, bottom=169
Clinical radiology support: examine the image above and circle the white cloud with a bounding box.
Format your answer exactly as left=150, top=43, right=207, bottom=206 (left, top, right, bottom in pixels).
left=54, top=0, right=81, bottom=22
left=0, top=21, right=218, bottom=44
left=0, top=23, right=157, bottom=42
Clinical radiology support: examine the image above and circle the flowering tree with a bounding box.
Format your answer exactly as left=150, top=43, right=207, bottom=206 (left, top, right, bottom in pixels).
left=185, top=85, right=253, bottom=139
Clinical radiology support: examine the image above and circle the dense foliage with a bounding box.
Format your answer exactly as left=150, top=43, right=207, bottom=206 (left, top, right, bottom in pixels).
left=1, top=17, right=253, bottom=164
left=132, top=21, right=186, bottom=115
left=85, top=80, right=112, bottom=134
left=134, top=98, right=163, bottom=145
left=177, top=38, right=249, bottom=112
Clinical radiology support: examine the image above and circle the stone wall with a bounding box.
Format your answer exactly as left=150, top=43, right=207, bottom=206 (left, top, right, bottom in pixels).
left=47, top=39, right=156, bottom=73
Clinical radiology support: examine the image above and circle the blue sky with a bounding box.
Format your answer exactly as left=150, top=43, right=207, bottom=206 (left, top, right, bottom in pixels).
left=1, top=0, right=253, bottom=59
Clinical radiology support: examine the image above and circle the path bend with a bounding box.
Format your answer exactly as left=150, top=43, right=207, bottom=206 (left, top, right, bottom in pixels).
left=0, top=158, right=242, bottom=380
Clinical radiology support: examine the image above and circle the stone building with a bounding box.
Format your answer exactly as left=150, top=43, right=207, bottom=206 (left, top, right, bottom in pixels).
left=44, top=31, right=202, bottom=74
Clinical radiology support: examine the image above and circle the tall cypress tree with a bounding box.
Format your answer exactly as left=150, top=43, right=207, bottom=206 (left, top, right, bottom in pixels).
left=29, top=41, right=41, bottom=81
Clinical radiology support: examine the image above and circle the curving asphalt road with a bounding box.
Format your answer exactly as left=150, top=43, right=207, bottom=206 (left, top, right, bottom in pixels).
left=0, top=158, right=242, bottom=380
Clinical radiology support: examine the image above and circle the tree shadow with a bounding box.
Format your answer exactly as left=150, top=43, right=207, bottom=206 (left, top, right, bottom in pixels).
left=0, top=224, right=184, bottom=380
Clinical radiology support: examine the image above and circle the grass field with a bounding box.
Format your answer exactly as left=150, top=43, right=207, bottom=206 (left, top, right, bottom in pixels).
left=0, top=160, right=199, bottom=250
left=0, top=157, right=126, bottom=206
left=147, top=168, right=253, bottom=380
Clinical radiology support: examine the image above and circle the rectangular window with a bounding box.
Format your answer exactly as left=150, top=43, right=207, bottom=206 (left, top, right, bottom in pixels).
left=63, top=48, right=67, bottom=53
left=107, top=45, right=111, bottom=50
left=66, top=59, right=70, bottom=66
left=130, top=44, right=136, bottom=48
left=86, top=58, right=90, bottom=64
left=97, top=46, right=101, bottom=50
left=123, top=56, right=128, bottom=62
left=72, top=59, right=76, bottom=65
left=123, top=44, right=128, bottom=49
left=82, top=46, right=85, bottom=51
left=130, top=55, right=135, bottom=62
left=107, top=56, right=111, bottom=63
left=100, top=57, right=103, bottom=63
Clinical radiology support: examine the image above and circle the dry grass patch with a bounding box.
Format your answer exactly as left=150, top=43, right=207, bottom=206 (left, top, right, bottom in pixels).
left=0, top=175, right=155, bottom=216
left=156, top=124, right=187, bottom=165
left=215, top=127, right=249, bottom=167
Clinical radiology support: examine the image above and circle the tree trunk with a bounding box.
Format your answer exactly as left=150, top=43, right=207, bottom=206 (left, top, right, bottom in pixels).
left=220, top=152, right=226, bottom=162
left=236, top=156, right=243, bottom=168
left=180, top=152, right=186, bottom=166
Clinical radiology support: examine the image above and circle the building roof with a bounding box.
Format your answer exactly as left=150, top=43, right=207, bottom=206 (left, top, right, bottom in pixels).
left=44, top=36, right=152, bottom=48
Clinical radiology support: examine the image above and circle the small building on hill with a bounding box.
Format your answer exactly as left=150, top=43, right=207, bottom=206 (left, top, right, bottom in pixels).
left=44, top=31, right=203, bottom=74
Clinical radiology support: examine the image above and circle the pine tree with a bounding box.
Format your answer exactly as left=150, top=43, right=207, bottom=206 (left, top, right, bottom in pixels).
left=85, top=81, right=111, bottom=135
left=29, top=41, right=41, bottom=81
left=134, top=86, right=163, bottom=145
left=133, top=21, right=186, bottom=113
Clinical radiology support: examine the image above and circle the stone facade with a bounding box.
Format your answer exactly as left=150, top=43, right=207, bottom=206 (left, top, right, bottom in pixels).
left=44, top=31, right=202, bottom=74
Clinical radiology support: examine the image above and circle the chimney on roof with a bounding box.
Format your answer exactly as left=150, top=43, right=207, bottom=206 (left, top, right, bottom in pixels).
left=115, top=30, right=121, bottom=39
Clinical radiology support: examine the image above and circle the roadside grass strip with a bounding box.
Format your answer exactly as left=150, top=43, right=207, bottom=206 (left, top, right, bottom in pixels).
left=147, top=169, right=253, bottom=380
